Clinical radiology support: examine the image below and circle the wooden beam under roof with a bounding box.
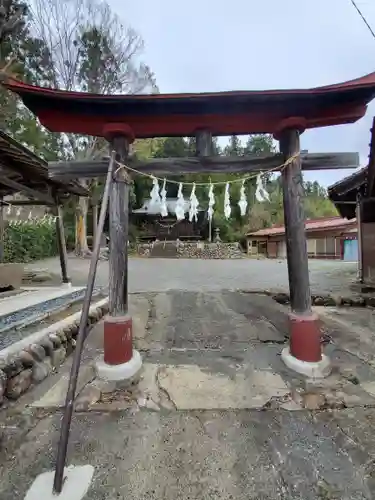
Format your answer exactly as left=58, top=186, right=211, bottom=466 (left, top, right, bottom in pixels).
left=0, top=199, right=52, bottom=206
left=0, top=174, right=54, bottom=204
left=48, top=152, right=360, bottom=180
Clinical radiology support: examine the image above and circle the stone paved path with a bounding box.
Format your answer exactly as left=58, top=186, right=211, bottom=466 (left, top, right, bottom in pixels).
left=1, top=290, right=375, bottom=499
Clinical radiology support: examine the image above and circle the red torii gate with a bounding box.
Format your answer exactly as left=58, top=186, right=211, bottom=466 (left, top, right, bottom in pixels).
left=4, top=68, right=375, bottom=379
left=3, top=71, right=375, bottom=493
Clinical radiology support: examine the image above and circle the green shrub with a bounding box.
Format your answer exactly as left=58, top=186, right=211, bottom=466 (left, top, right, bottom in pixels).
left=3, top=216, right=58, bottom=263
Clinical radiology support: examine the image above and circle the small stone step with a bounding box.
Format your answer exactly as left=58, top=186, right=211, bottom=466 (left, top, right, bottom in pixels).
left=150, top=242, right=178, bottom=258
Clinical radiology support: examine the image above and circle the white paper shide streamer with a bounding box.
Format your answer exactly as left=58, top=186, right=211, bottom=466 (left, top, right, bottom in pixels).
left=207, top=183, right=215, bottom=221
left=255, top=173, right=270, bottom=203
left=160, top=178, right=168, bottom=217
left=149, top=176, right=161, bottom=213
left=238, top=180, right=248, bottom=216
left=189, top=183, right=199, bottom=222
left=224, top=183, right=231, bottom=219
left=175, top=183, right=185, bottom=221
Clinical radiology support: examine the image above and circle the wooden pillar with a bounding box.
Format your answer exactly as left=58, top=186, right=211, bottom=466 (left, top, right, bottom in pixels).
left=195, top=129, right=213, bottom=157
left=279, top=128, right=326, bottom=372
left=0, top=197, right=4, bottom=263
left=356, top=193, right=363, bottom=283
left=108, top=135, right=130, bottom=316
left=195, top=130, right=213, bottom=241
left=103, top=128, right=135, bottom=367
left=92, top=203, right=98, bottom=248
left=55, top=203, right=70, bottom=284
left=280, top=130, right=311, bottom=313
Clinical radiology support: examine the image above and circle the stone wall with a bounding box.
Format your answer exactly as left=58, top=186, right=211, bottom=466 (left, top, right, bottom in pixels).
left=137, top=243, right=152, bottom=257
left=136, top=242, right=244, bottom=259
left=0, top=301, right=109, bottom=406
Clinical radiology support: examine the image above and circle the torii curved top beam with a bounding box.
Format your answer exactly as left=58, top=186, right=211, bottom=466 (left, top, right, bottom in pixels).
left=2, top=71, right=375, bottom=138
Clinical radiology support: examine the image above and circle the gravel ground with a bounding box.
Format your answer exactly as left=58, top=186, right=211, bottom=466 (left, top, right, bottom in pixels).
left=26, top=256, right=358, bottom=294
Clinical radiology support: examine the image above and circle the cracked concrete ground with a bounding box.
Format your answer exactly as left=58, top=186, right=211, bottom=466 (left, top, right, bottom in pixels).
left=2, top=289, right=375, bottom=498
left=2, top=409, right=375, bottom=499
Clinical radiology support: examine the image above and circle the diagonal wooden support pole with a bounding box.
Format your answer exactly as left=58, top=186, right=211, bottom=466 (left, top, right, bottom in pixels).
left=52, top=151, right=116, bottom=494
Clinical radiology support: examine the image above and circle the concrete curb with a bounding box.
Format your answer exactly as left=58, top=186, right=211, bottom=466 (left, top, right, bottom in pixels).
left=237, top=289, right=371, bottom=308
left=0, top=288, right=103, bottom=335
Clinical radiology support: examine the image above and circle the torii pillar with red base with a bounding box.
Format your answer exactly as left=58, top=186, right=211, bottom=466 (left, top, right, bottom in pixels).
left=95, top=123, right=142, bottom=383
left=276, top=121, right=331, bottom=378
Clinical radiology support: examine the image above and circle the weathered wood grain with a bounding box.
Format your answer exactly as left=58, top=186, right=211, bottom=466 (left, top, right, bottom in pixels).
left=0, top=199, right=52, bottom=206
left=280, top=129, right=311, bottom=314
left=366, top=117, right=375, bottom=197
left=54, top=203, right=70, bottom=284
left=0, top=175, right=54, bottom=204
left=92, top=203, right=98, bottom=244
left=195, top=130, right=213, bottom=157
left=195, top=130, right=213, bottom=241
left=0, top=197, right=4, bottom=263
left=357, top=194, right=363, bottom=282
left=108, top=136, right=130, bottom=316
left=48, top=152, right=359, bottom=179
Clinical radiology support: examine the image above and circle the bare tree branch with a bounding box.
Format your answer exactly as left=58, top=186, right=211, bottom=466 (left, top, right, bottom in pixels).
left=27, top=0, right=157, bottom=255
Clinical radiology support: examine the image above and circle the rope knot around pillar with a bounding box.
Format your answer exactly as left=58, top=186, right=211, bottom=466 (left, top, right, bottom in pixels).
left=113, top=161, right=132, bottom=184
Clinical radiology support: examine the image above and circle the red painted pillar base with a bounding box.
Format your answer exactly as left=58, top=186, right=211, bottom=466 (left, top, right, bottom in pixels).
left=96, top=313, right=142, bottom=382
left=103, top=314, right=133, bottom=365
left=289, top=312, right=321, bottom=362
left=282, top=312, right=331, bottom=378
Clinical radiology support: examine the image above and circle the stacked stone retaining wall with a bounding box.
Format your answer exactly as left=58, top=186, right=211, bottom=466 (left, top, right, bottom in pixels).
left=137, top=242, right=244, bottom=259
left=0, top=301, right=109, bottom=406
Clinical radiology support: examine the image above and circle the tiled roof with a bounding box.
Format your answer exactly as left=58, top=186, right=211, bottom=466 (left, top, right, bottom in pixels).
left=0, top=130, right=88, bottom=198
left=247, top=216, right=356, bottom=237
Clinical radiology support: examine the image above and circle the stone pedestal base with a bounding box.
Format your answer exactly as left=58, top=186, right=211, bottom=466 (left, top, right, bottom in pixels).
left=24, top=465, right=94, bottom=500
left=95, top=349, right=142, bottom=382
left=282, top=311, right=331, bottom=378
left=98, top=313, right=142, bottom=384
left=281, top=347, right=331, bottom=378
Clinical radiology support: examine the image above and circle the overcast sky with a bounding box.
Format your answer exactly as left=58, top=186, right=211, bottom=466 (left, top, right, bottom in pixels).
left=109, top=0, right=375, bottom=186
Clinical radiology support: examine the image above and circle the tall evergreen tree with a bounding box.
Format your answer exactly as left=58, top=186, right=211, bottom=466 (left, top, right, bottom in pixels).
left=0, top=0, right=58, bottom=154
left=224, top=135, right=243, bottom=156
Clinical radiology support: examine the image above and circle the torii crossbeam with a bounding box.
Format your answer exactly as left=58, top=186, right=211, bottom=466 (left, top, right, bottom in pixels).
left=48, top=152, right=359, bottom=179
